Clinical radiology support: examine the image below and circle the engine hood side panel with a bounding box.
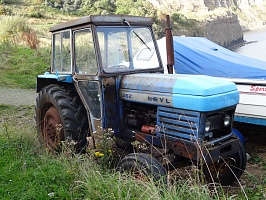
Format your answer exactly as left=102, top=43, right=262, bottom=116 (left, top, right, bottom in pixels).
left=120, top=73, right=239, bottom=111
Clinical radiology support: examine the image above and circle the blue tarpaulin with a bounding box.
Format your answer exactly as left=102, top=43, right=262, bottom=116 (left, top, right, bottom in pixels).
left=171, top=36, right=266, bottom=79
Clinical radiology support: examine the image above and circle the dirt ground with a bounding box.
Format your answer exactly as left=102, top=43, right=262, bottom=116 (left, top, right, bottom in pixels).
left=244, top=129, right=266, bottom=174
left=230, top=127, right=266, bottom=198
left=0, top=87, right=36, bottom=106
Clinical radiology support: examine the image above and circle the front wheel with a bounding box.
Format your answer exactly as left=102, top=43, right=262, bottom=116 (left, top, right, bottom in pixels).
left=36, top=84, right=89, bottom=152
left=117, top=153, right=167, bottom=183
left=203, top=142, right=246, bottom=185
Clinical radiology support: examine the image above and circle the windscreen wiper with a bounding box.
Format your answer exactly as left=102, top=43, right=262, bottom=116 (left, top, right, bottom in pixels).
left=123, top=19, right=151, bottom=51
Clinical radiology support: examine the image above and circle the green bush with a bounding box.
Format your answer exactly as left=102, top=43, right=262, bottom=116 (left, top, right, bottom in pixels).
left=28, top=11, right=44, bottom=18
left=172, top=12, right=191, bottom=26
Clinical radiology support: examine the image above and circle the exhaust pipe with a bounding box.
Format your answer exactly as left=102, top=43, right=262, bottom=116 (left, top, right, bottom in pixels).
left=165, top=15, right=174, bottom=74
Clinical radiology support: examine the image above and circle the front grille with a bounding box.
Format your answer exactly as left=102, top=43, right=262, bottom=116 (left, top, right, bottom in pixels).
left=156, top=106, right=200, bottom=141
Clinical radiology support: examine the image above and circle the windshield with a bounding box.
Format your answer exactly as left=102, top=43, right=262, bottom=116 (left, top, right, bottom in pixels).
left=96, top=26, right=160, bottom=73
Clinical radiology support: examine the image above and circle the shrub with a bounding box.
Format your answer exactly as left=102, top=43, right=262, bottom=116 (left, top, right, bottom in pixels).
left=28, top=11, right=44, bottom=18
left=0, top=0, right=18, bottom=5
left=0, top=15, right=29, bottom=42
left=0, top=15, right=40, bottom=49
left=26, top=5, right=45, bottom=18
left=0, top=5, right=12, bottom=14
left=22, top=31, right=39, bottom=49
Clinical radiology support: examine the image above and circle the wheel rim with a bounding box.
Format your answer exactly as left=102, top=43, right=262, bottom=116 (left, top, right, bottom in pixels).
left=117, top=153, right=167, bottom=183
left=42, top=106, right=64, bottom=151
left=207, top=156, right=238, bottom=181
left=130, top=166, right=149, bottom=181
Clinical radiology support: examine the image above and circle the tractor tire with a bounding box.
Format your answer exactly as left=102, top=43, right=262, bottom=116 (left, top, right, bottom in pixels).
left=117, top=153, right=167, bottom=183
left=36, top=84, right=89, bottom=152
left=203, top=141, right=246, bottom=185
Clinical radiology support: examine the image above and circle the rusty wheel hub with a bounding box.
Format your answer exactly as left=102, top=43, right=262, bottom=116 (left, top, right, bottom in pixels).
left=42, top=106, right=64, bottom=151
left=209, top=157, right=235, bottom=178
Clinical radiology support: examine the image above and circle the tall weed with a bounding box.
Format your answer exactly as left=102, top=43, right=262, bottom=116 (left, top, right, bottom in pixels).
left=0, top=15, right=39, bottom=49
left=21, top=31, right=39, bottom=49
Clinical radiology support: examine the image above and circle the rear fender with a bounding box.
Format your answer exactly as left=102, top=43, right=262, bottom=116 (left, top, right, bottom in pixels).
left=36, top=72, right=73, bottom=92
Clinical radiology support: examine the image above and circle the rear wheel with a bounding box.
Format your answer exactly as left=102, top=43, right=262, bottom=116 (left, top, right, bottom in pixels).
left=203, top=142, right=246, bottom=185
left=117, top=153, right=167, bottom=183
left=36, top=84, right=89, bottom=152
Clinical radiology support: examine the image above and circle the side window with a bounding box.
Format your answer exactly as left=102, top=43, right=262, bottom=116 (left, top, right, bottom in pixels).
left=74, top=28, right=97, bottom=74
left=52, top=31, right=71, bottom=73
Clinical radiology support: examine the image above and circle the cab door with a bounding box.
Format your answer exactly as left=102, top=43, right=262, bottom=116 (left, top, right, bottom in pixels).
left=73, top=27, right=103, bottom=135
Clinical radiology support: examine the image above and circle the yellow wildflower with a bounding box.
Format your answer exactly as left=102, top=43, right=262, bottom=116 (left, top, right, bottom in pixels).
left=95, top=151, right=100, bottom=157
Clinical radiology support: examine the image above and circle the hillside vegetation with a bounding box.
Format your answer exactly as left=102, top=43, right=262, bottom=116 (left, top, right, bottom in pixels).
left=0, top=1, right=266, bottom=89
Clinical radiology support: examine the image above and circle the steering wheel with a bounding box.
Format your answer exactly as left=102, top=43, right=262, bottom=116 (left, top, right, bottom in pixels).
left=107, top=64, right=128, bottom=72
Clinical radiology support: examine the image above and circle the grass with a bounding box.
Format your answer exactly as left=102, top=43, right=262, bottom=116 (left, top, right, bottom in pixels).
left=0, top=105, right=81, bottom=199
left=0, top=105, right=249, bottom=200
left=1, top=105, right=266, bottom=199
left=0, top=43, right=49, bottom=89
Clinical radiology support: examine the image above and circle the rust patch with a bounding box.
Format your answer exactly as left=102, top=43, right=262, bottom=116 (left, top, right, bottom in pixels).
left=167, top=140, right=197, bottom=160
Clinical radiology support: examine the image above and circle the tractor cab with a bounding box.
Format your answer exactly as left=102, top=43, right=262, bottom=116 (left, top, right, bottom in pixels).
left=37, top=15, right=164, bottom=135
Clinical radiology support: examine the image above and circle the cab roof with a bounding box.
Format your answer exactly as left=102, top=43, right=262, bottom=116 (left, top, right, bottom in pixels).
left=50, top=15, right=154, bottom=32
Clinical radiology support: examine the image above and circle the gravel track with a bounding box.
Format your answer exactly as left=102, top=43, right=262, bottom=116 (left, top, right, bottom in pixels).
left=0, top=87, right=37, bottom=106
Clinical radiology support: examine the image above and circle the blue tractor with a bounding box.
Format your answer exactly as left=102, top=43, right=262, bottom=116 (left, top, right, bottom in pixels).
left=36, top=15, right=246, bottom=185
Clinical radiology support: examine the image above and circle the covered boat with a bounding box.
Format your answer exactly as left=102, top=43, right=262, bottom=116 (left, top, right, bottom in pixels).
left=157, top=36, right=266, bottom=126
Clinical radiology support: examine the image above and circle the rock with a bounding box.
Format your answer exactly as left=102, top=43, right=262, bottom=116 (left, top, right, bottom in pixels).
left=201, top=12, right=243, bottom=48
left=246, top=153, right=251, bottom=161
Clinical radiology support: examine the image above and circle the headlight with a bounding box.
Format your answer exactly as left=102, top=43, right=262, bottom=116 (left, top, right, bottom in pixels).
left=224, top=115, right=231, bottom=127
left=205, top=121, right=211, bottom=132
